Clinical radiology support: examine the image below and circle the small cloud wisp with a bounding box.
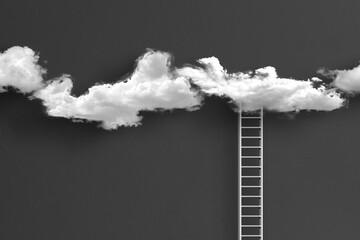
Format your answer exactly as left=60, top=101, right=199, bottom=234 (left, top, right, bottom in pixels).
left=0, top=46, right=45, bottom=93
left=319, top=64, right=360, bottom=93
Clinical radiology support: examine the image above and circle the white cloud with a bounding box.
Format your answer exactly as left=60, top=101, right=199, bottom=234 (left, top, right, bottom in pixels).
left=0, top=46, right=347, bottom=129
left=0, top=46, right=45, bottom=93
left=177, top=57, right=344, bottom=112
left=35, top=50, right=202, bottom=129
left=323, top=65, right=360, bottom=93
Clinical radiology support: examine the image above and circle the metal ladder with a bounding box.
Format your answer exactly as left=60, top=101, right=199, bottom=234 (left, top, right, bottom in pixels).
left=238, top=108, right=263, bottom=240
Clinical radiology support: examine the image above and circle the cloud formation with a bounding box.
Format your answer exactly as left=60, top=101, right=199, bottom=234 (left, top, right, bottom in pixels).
left=177, top=57, right=344, bottom=112
left=0, top=46, right=349, bottom=129
left=0, top=46, right=45, bottom=93
left=320, top=65, right=360, bottom=93
left=35, top=50, right=202, bottom=129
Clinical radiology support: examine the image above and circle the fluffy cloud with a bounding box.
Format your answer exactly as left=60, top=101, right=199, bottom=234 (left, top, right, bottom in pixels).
left=0, top=46, right=45, bottom=93
left=0, top=46, right=347, bottom=129
left=177, top=57, right=344, bottom=112
left=320, top=65, right=360, bottom=93
left=35, top=50, right=202, bottom=129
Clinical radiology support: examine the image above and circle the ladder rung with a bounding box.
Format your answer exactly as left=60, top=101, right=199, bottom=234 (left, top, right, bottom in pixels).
left=241, top=136, right=261, bottom=138
left=241, top=176, right=260, bottom=178
left=241, top=117, right=261, bottom=119
left=242, top=225, right=261, bottom=227
left=242, top=186, right=261, bottom=188
left=242, top=126, right=261, bottom=129
left=242, top=156, right=261, bottom=158
left=242, top=196, right=261, bottom=198
left=242, top=215, right=261, bottom=217
left=242, top=146, right=261, bottom=148
left=242, top=166, right=261, bottom=168
left=242, top=235, right=261, bottom=237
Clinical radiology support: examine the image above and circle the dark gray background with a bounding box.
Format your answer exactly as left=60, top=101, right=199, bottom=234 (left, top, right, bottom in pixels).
left=1, top=0, right=360, bottom=239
